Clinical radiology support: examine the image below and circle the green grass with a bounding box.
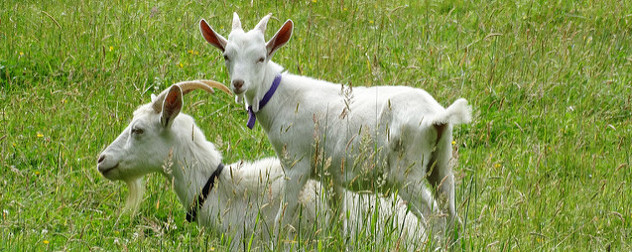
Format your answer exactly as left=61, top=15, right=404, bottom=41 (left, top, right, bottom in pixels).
left=2, top=0, right=631, bottom=250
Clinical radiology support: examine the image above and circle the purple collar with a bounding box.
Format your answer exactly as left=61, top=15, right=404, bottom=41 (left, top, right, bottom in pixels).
left=247, top=74, right=282, bottom=129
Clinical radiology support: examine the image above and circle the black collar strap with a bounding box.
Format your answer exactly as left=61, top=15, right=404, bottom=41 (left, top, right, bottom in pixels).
left=186, top=163, right=225, bottom=222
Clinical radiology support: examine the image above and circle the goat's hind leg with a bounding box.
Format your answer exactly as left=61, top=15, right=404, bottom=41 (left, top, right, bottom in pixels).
left=427, top=124, right=460, bottom=239
left=389, top=126, right=443, bottom=227
left=389, top=139, right=446, bottom=243
left=398, top=176, right=445, bottom=238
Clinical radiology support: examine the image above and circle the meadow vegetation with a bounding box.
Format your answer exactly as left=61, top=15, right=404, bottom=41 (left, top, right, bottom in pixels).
left=1, top=0, right=631, bottom=250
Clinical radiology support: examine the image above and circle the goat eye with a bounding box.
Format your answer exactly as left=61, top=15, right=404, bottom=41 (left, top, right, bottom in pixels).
left=257, top=57, right=265, bottom=63
left=131, top=127, right=144, bottom=135
left=223, top=55, right=229, bottom=61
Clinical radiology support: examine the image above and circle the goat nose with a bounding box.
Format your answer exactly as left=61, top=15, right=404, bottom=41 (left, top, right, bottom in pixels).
left=232, top=79, right=244, bottom=90
left=97, top=154, right=105, bottom=164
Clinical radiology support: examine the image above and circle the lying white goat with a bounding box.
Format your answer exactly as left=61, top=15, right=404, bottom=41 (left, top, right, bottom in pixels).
left=97, top=81, right=431, bottom=250
left=200, top=13, right=472, bottom=242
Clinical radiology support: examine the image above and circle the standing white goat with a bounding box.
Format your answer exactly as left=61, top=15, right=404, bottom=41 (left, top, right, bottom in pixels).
left=199, top=13, right=472, bottom=242
left=97, top=81, right=431, bottom=250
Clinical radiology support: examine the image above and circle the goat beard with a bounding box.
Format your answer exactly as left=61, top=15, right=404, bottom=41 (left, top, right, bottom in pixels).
left=123, top=177, right=145, bottom=214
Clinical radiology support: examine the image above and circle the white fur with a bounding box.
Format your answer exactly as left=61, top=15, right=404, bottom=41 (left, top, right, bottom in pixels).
left=97, top=84, right=431, bottom=249
left=200, top=13, right=472, bottom=242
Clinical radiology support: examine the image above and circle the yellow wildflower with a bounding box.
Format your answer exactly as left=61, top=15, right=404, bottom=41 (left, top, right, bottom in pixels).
left=37, top=132, right=44, bottom=138
left=43, top=240, right=49, bottom=244
left=451, top=140, right=456, bottom=145
left=369, top=20, right=374, bottom=24
left=35, top=171, right=40, bottom=175
left=109, top=46, right=113, bottom=51
left=19, top=51, right=24, bottom=56
left=178, top=63, right=184, bottom=68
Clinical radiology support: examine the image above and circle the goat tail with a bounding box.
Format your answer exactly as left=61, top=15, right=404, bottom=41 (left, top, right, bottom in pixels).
left=433, top=98, right=472, bottom=126
left=124, top=177, right=145, bottom=214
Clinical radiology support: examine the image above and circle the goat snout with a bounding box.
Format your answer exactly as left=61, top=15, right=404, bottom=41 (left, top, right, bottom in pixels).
left=97, top=154, right=118, bottom=175
left=232, top=79, right=245, bottom=93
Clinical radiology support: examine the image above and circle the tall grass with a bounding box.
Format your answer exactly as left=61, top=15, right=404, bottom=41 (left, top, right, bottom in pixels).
left=1, top=0, right=631, bottom=250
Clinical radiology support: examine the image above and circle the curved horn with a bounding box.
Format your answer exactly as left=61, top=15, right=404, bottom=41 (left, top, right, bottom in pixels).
left=176, top=80, right=216, bottom=95
left=152, top=80, right=232, bottom=113
left=196, top=80, right=232, bottom=95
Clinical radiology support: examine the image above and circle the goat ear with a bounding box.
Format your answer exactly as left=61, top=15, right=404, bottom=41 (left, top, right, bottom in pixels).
left=232, top=12, right=242, bottom=31
left=266, top=19, right=293, bottom=58
left=161, top=85, right=183, bottom=128
left=254, top=13, right=272, bottom=34
left=200, top=19, right=227, bottom=52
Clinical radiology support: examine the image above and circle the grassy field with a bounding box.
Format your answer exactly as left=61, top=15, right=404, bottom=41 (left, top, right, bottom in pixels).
left=1, top=0, right=631, bottom=250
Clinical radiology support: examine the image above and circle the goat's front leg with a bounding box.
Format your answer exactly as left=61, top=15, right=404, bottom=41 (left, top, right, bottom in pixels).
left=274, top=159, right=310, bottom=244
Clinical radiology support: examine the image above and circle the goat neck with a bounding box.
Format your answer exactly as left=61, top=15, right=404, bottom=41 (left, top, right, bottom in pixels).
left=165, top=117, right=224, bottom=211
left=244, top=61, right=284, bottom=112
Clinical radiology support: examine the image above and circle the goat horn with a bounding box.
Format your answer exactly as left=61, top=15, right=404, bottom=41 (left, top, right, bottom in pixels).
left=152, top=80, right=232, bottom=113
left=193, top=80, right=232, bottom=95
left=232, top=12, right=242, bottom=31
